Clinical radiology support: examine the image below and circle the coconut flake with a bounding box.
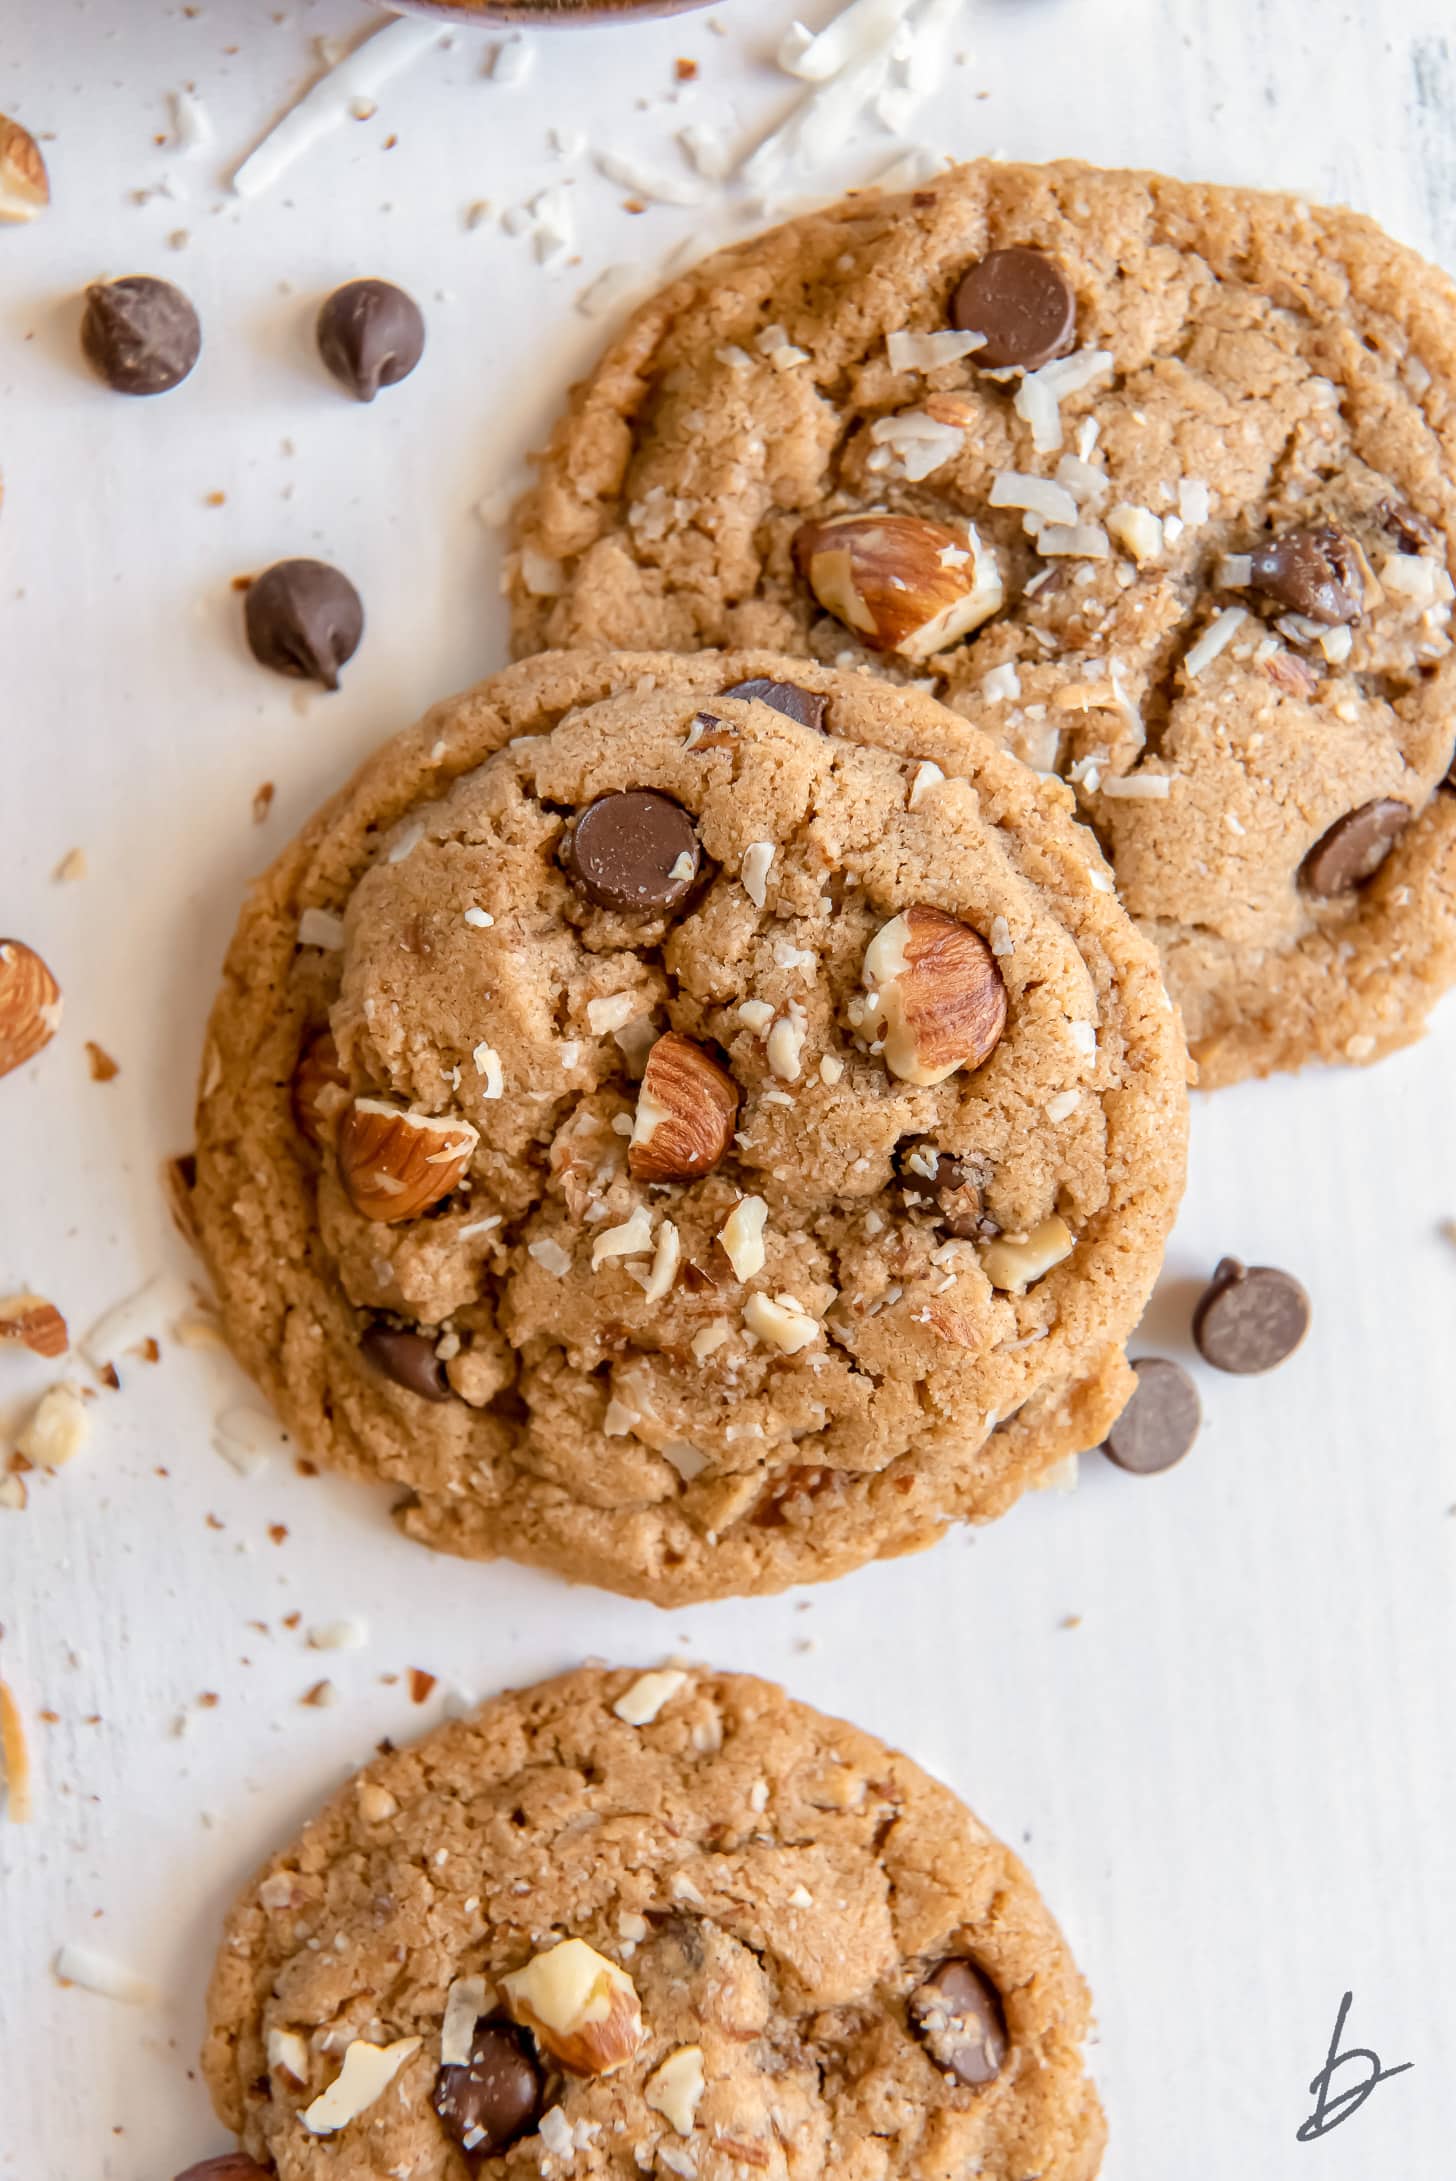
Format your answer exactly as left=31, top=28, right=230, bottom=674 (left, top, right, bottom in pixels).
left=718, top=1197, right=768, bottom=1282
left=990, top=471, right=1080, bottom=526
left=1216, top=553, right=1253, bottom=590
left=641, top=1220, right=681, bottom=1307
left=587, top=992, right=640, bottom=1035
left=54, top=1944, right=154, bottom=2005
left=1013, top=349, right=1114, bottom=455
left=596, top=148, right=707, bottom=207
left=778, top=0, right=903, bottom=80
left=1106, top=504, right=1163, bottom=565
left=908, top=760, right=944, bottom=809
left=1037, top=523, right=1110, bottom=559
left=170, top=88, right=213, bottom=152
left=741, top=842, right=775, bottom=909
left=472, top=1043, right=504, bottom=1098
left=441, top=1975, right=490, bottom=2068
left=488, top=33, right=534, bottom=86
left=866, top=408, right=965, bottom=482
left=301, top=2037, right=422, bottom=2135
left=592, top=1206, right=655, bottom=1272
left=1178, top=478, right=1212, bottom=525
left=1100, top=772, right=1173, bottom=800
left=886, top=327, right=986, bottom=373
left=298, top=907, right=345, bottom=950
left=232, top=20, right=443, bottom=197
left=981, top=661, right=1022, bottom=702
left=213, top=1404, right=287, bottom=1476
left=1183, top=607, right=1247, bottom=678
left=576, top=264, right=646, bottom=320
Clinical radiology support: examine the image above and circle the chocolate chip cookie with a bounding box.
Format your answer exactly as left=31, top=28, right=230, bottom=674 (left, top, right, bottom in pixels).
left=509, top=161, right=1456, bottom=1085
left=192, top=649, right=1186, bottom=1602
left=200, top=1665, right=1106, bottom=2180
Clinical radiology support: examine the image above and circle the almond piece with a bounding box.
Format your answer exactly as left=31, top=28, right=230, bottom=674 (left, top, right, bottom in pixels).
left=0, top=1293, right=68, bottom=1359
left=980, top=1214, right=1075, bottom=1292
left=793, top=513, right=1003, bottom=660
left=291, top=1029, right=349, bottom=1148
left=628, top=1033, right=739, bottom=1183
left=0, top=116, right=49, bottom=224
left=862, top=906, right=1007, bottom=1085
left=502, top=1938, right=644, bottom=2077
left=337, top=1098, right=479, bottom=1222
left=0, top=940, right=62, bottom=1080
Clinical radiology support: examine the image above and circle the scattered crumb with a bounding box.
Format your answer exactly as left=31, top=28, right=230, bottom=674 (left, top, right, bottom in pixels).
left=131, top=1337, right=160, bottom=1365
left=300, top=1679, right=338, bottom=1708
left=197, top=1691, right=219, bottom=1709
left=96, top=1362, right=120, bottom=1392
left=268, top=1523, right=288, bottom=1546
left=0, top=1293, right=69, bottom=1358
left=84, top=1042, right=120, bottom=1083
left=675, top=57, right=699, bottom=81
left=623, top=198, right=647, bottom=215
left=15, top=1383, right=90, bottom=1470
left=282, top=1611, right=302, bottom=1630
left=1060, top=1614, right=1083, bottom=1630
left=53, top=1943, right=154, bottom=2004
left=52, top=847, right=87, bottom=883
left=230, top=573, right=254, bottom=593
left=204, top=489, right=225, bottom=507
left=408, top=1667, right=437, bottom=1704
left=0, top=1679, right=33, bottom=1822
left=252, top=782, right=275, bottom=825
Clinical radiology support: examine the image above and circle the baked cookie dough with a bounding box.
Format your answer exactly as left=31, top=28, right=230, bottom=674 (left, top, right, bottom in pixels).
left=510, top=160, right=1456, bottom=1084
left=193, top=650, right=1186, bottom=1602
left=201, top=1664, right=1106, bottom=2180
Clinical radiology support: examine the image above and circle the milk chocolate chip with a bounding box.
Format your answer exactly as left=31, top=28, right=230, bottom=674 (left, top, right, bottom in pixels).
left=1301, top=799, right=1409, bottom=895
left=1192, top=1257, right=1310, bottom=1374
left=1102, top=1357, right=1200, bottom=1475
left=909, top=1959, right=1008, bottom=2086
left=434, top=2021, right=543, bottom=2156
left=949, top=246, right=1075, bottom=370
left=721, top=677, right=828, bottom=731
left=81, top=274, right=201, bottom=395
left=1247, top=526, right=1363, bottom=624
left=244, top=559, right=364, bottom=690
left=361, top=1323, right=453, bottom=1402
left=897, top=1139, right=993, bottom=1239
left=563, top=790, right=700, bottom=912
left=317, top=279, right=425, bottom=403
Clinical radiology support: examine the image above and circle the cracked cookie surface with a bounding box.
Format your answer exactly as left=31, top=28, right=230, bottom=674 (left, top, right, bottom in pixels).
left=510, top=160, right=1456, bottom=1085
left=193, top=650, right=1186, bottom=1602
left=201, top=1664, right=1106, bottom=2181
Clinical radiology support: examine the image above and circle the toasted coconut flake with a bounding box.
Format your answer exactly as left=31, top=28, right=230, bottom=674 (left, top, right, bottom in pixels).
left=0, top=1679, right=32, bottom=1821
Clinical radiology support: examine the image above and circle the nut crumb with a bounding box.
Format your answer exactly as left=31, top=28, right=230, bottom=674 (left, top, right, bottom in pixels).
left=253, top=782, right=275, bottom=824
left=84, top=1041, right=120, bottom=1083
left=52, top=848, right=87, bottom=884
left=409, top=1667, right=437, bottom=1704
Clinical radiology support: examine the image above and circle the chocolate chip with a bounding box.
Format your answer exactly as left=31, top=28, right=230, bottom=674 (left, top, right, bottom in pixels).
left=317, top=279, right=426, bottom=403
left=909, top=1959, right=1008, bottom=2087
left=174, top=2160, right=273, bottom=2181
left=897, top=1139, right=993, bottom=1239
left=1375, top=498, right=1441, bottom=556
left=244, top=559, right=364, bottom=691
left=1300, top=798, right=1409, bottom=895
left=948, top=246, right=1076, bottom=370
left=81, top=275, right=201, bottom=395
left=361, top=1323, right=454, bottom=1402
left=1246, top=525, right=1363, bottom=624
left=1101, top=1358, right=1200, bottom=1475
left=562, top=790, right=700, bottom=912
left=1192, top=1257, right=1310, bottom=1374
left=720, top=678, right=828, bottom=731
left=434, top=2021, right=542, bottom=2156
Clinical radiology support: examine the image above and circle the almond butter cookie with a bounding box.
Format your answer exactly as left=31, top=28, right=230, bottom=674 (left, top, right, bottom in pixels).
left=510, top=160, right=1456, bottom=1085
left=192, top=650, right=1186, bottom=1601
left=198, top=1664, right=1106, bottom=2181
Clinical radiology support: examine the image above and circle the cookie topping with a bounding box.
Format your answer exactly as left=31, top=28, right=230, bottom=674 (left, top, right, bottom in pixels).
left=629, top=1033, right=739, bottom=1183
left=0, top=939, right=62, bottom=1080
left=243, top=559, right=364, bottom=691
left=948, top=245, right=1076, bottom=370
left=338, top=1099, right=479, bottom=1222
left=361, top=1323, right=454, bottom=1402
left=898, top=1141, right=990, bottom=1238
left=290, top=1030, right=348, bottom=1148
left=720, top=677, right=828, bottom=730
left=300, top=2035, right=422, bottom=2135
left=563, top=791, right=700, bottom=912
left=979, top=1215, right=1074, bottom=1293
left=645, top=2046, right=707, bottom=2136
left=502, top=1938, right=645, bottom=2077
left=793, top=513, right=1004, bottom=659
left=1101, top=1357, right=1201, bottom=1474
left=0, top=113, right=49, bottom=223
left=862, top=906, right=1008, bottom=1085
left=81, top=274, right=201, bottom=395
left=909, top=1959, right=1008, bottom=2086
left=1192, top=1256, right=1310, bottom=1373
left=317, top=278, right=425, bottom=402
left=612, top=1668, right=688, bottom=1725
left=434, top=2019, right=543, bottom=2157
left=1245, top=525, right=1364, bottom=625
left=1301, top=799, right=1409, bottom=895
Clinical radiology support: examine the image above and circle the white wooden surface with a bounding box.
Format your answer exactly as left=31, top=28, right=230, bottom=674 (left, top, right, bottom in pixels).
left=2, top=3, right=1455, bottom=2175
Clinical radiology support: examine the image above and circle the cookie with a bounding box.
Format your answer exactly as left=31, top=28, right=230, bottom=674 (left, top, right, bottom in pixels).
left=192, top=649, right=1186, bottom=1602
left=509, top=160, right=1456, bottom=1085
left=200, top=1664, right=1106, bottom=2181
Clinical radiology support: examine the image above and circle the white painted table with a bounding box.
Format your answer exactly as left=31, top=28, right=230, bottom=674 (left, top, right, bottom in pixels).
left=2, top=3, right=1454, bottom=2175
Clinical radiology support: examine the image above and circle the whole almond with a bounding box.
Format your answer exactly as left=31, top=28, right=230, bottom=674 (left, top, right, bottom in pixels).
left=0, top=1292, right=68, bottom=1359
left=291, top=1029, right=349, bottom=1148
left=338, top=1098, right=479, bottom=1222
left=0, top=939, right=62, bottom=1080
left=793, top=512, right=1003, bottom=660
left=502, top=1938, right=644, bottom=2078
left=0, top=116, right=49, bottom=224
left=862, top=905, right=1007, bottom=1085
left=629, top=1033, right=739, bottom=1183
